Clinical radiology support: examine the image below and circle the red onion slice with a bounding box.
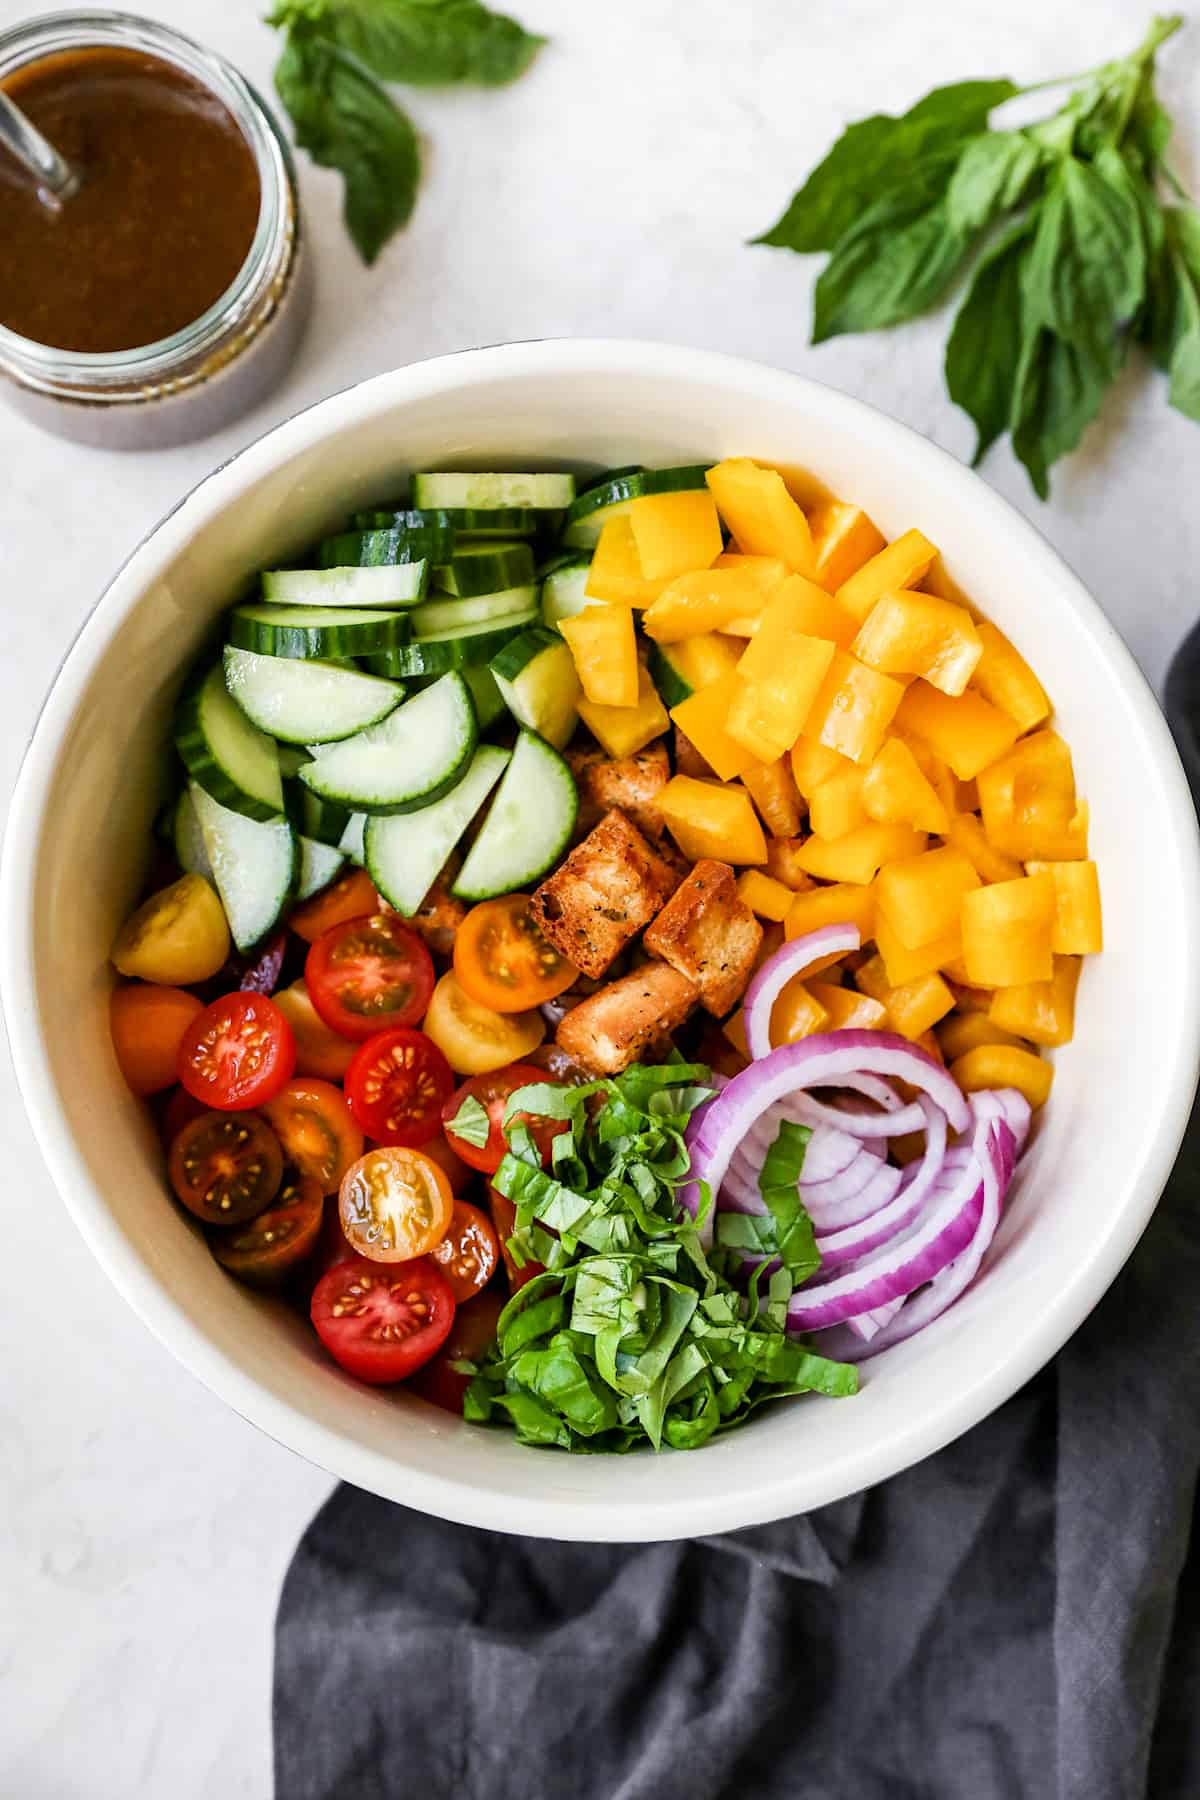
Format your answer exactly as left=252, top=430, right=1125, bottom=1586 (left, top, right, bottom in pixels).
left=812, top=1098, right=948, bottom=1266
left=845, top=1298, right=906, bottom=1342
left=742, top=924, right=861, bottom=1060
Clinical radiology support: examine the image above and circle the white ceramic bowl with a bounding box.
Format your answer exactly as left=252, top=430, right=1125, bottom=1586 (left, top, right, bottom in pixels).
left=5, top=341, right=1199, bottom=1541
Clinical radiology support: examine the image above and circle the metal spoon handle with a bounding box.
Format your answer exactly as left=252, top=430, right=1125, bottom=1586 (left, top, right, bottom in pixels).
left=0, top=88, right=80, bottom=201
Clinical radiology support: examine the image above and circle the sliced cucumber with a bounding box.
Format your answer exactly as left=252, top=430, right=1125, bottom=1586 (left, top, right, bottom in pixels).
left=340, top=812, right=366, bottom=865
left=490, top=626, right=580, bottom=750
left=300, top=672, right=478, bottom=815
left=562, top=464, right=712, bottom=549
left=348, top=510, right=456, bottom=558
left=542, top=557, right=600, bottom=632
left=434, top=541, right=535, bottom=598
left=261, top=564, right=428, bottom=608
left=364, top=609, right=538, bottom=678
left=189, top=782, right=296, bottom=952
left=175, top=662, right=284, bottom=823
left=366, top=745, right=511, bottom=916
left=228, top=604, right=410, bottom=660
left=317, top=528, right=433, bottom=571
left=296, top=835, right=346, bottom=903
left=277, top=744, right=309, bottom=780
left=223, top=646, right=404, bottom=746
left=647, top=642, right=694, bottom=710
left=173, top=788, right=213, bottom=880
left=285, top=779, right=351, bottom=847
left=452, top=731, right=578, bottom=901
left=462, top=663, right=507, bottom=731
left=413, top=472, right=576, bottom=512
left=410, top=586, right=539, bottom=637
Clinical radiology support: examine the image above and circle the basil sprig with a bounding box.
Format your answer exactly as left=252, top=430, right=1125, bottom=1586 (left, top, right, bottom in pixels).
left=268, top=0, right=545, bottom=263
left=755, top=15, right=1200, bottom=497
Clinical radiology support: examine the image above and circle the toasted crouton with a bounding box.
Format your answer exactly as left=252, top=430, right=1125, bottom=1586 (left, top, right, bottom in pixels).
left=555, top=963, right=700, bottom=1074
left=531, top=810, right=680, bottom=980
left=408, top=860, right=467, bottom=957
left=673, top=725, right=713, bottom=780
left=643, top=858, right=763, bottom=1017
left=581, top=742, right=670, bottom=840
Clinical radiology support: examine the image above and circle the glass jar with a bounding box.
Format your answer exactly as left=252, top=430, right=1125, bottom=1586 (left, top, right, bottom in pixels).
left=0, top=10, right=311, bottom=449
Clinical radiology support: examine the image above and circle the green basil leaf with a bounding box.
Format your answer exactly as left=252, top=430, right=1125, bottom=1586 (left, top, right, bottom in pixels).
left=1010, top=326, right=1116, bottom=500
left=944, top=131, right=1042, bottom=235
left=275, top=0, right=546, bottom=88
left=755, top=78, right=1017, bottom=253
left=510, top=1334, right=619, bottom=1437
left=1021, top=154, right=1145, bottom=363
left=445, top=1091, right=491, bottom=1148
left=1162, top=209, right=1200, bottom=420
left=812, top=187, right=969, bottom=344
left=275, top=29, right=419, bottom=264
left=946, top=218, right=1032, bottom=462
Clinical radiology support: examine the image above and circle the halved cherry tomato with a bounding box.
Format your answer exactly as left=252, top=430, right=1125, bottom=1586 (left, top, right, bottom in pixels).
left=442, top=1063, right=567, bottom=1174
left=289, top=868, right=382, bottom=945
left=487, top=1184, right=546, bottom=1293
left=177, top=992, right=296, bottom=1110
left=272, top=980, right=357, bottom=1081
left=409, top=1288, right=504, bottom=1413
left=427, top=1199, right=500, bottom=1302
left=112, top=872, right=230, bottom=986
left=344, top=1027, right=455, bottom=1147
left=421, top=1132, right=472, bottom=1196
left=211, top=1176, right=324, bottom=1285
left=339, top=1145, right=454, bottom=1263
left=157, top=1083, right=209, bottom=1148
left=168, top=1110, right=283, bottom=1226
left=453, top=894, right=578, bottom=1013
left=422, top=969, right=544, bottom=1076
left=305, top=914, right=434, bottom=1042
left=311, top=1254, right=456, bottom=1384
left=111, top=983, right=204, bottom=1096
left=262, top=1078, right=364, bottom=1194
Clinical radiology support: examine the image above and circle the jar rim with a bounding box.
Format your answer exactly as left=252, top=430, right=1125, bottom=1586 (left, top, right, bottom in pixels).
left=0, top=9, right=293, bottom=381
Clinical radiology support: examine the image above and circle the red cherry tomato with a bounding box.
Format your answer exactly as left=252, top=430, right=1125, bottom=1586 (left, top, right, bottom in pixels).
left=177, top=992, right=295, bottom=1110
left=304, top=914, right=434, bottom=1042
left=427, top=1200, right=500, bottom=1303
left=157, top=1084, right=209, bottom=1150
left=210, top=1176, right=324, bottom=1286
left=168, top=1110, right=283, bottom=1226
left=441, top=1062, right=567, bottom=1175
left=343, top=1028, right=455, bottom=1147
left=310, top=1255, right=455, bottom=1384
left=409, top=1289, right=504, bottom=1414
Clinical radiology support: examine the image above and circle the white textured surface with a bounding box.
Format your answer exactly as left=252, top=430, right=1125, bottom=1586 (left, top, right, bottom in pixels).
left=0, top=1, right=1196, bottom=1792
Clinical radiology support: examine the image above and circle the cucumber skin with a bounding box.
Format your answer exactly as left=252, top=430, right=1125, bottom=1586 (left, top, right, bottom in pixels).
left=564, top=463, right=711, bottom=528
left=298, top=675, right=479, bottom=818
left=365, top=613, right=538, bottom=678
left=488, top=623, right=563, bottom=683
left=174, top=666, right=282, bottom=824
left=228, top=607, right=412, bottom=660
left=434, top=542, right=536, bottom=598
left=319, top=529, right=436, bottom=570
left=451, top=732, right=579, bottom=902
left=285, top=779, right=351, bottom=848
left=647, top=643, right=693, bottom=711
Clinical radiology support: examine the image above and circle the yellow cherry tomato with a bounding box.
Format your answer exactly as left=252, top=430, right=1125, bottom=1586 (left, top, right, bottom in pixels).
left=421, top=969, right=545, bottom=1076
left=111, top=873, right=230, bottom=985
left=339, top=1146, right=454, bottom=1263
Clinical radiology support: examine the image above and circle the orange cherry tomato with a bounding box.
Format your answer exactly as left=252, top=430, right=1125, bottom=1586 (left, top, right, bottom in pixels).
left=272, top=981, right=357, bottom=1081
left=427, top=1199, right=500, bottom=1302
left=454, top=894, right=578, bottom=1013
left=111, top=983, right=204, bottom=1096
left=289, top=868, right=383, bottom=945
left=339, top=1145, right=454, bottom=1263
left=262, top=1078, right=364, bottom=1194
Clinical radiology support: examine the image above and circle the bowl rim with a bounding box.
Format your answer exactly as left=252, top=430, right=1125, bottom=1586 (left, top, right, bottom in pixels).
left=5, top=337, right=1200, bottom=1540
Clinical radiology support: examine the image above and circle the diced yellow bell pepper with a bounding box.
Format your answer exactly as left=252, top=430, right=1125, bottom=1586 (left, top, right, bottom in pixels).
left=642, top=567, right=777, bottom=642
left=807, top=499, right=887, bottom=592
left=560, top=605, right=638, bottom=707
left=950, top=1043, right=1053, bottom=1110
left=875, top=913, right=960, bottom=986
left=797, top=822, right=926, bottom=886
left=944, top=813, right=1024, bottom=884
left=875, top=845, right=980, bottom=950
left=936, top=1011, right=1028, bottom=1061
left=705, top=457, right=815, bottom=571
left=957, top=776, right=979, bottom=812
left=728, top=572, right=858, bottom=649
left=862, top=736, right=949, bottom=834
left=977, top=730, right=1083, bottom=862
left=852, top=590, right=983, bottom=696
left=670, top=675, right=761, bottom=781
left=658, top=631, right=742, bottom=693
left=738, top=585, right=844, bottom=685
left=739, top=757, right=803, bottom=839
left=990, top=954, right=1081, bottom=1048
left=808, top=767, right=868, bottom=840
left=853, top=954, right=954, bottom=1041
left=1025, top=859, right=1103, bottom=955
left=713, top=552, right=789, bottom=598
left=960, top=873, right=1056, bottom=988
left=894, top=681, right=1021, bottom=780
left=726, top=636, right=837, bottom=762
left=629, top=489, right=724, bottom=580
left=790, top=734, right=855, bottom=799
left=657, top=775, right=768, bottom=865
left=836, top=528, right=939, bottom=624
left=766, top=838, right=815, bottom=891
left=736, top=869, right=796, bottom=922
left=784, top=881, right=875, bottom=942
left=808, top=982, right=889, bottom=1032
left=921, top=556, right=975, bottom=611
left=803, top=650, right=906, bottom=766
left=972, top=621, right=1051, bottom=732
left=723, top=1006, right=751, bottom=1059
left=577, top=664, right=670, bottom=760
left=770, top=976, right=831, bottom=1045
left=585, top=516, right=669, bottom=608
